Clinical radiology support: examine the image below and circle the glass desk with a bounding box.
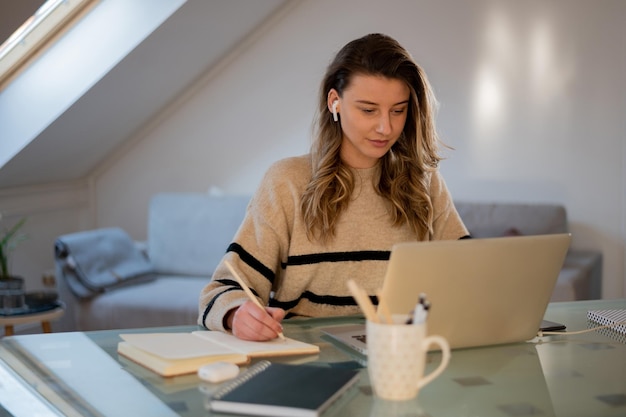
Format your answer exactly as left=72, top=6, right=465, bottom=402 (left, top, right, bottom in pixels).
left=0, top=299, right=625, bottom=417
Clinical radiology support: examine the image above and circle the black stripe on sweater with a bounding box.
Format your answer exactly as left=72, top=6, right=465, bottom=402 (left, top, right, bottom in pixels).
left=201, top=286, right=240, bottom=328
left=269, top=290, right=377, bottom=310
left=227, top=242, right=276, bottom=285
left=285, top=250, right=390, bottom=266
left=202, top=279, right=266, bottom=328
left=215, top=278, right=262, bottom=298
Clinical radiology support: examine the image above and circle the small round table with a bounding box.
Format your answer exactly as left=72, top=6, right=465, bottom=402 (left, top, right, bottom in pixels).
left=0, top=306, right=65, bottom=336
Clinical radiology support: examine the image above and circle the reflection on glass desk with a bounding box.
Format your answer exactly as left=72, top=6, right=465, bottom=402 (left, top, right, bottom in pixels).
left=0, top=299, right=625, bottom=417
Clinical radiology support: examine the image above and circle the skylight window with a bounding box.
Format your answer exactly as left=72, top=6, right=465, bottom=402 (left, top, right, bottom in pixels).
left=0, top=0, right=96, bottom=89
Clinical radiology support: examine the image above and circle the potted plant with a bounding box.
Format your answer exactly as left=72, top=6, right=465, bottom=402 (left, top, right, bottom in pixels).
left=0, top=214, right=27, bottom=312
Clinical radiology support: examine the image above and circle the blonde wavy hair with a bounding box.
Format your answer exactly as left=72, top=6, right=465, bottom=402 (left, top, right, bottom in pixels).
left=301, top=33, right=443, bottom=243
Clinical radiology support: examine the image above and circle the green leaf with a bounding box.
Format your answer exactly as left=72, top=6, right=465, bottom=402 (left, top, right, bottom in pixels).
left=0, top=217, right=27, bottom=278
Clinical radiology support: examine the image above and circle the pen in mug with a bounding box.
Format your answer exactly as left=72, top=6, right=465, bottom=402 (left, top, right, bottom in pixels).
left=406, top=293, right=431, bottom=324
left=413, top=299, right=431, bottom=324
left=225, top=260, right=286, bottom=341
left=418, top=293, right=426, bottom=304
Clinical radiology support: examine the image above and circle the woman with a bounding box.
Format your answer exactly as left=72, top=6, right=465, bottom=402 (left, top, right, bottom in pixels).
left=199, top=33, right=468, bottom=341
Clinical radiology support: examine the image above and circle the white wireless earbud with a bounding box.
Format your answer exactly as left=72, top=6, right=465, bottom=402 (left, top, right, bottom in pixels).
left=331, top=100, right=339, bottom=122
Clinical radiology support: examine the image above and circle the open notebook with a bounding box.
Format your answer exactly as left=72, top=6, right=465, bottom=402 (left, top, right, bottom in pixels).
left=322, top=234, right=571, bottom=353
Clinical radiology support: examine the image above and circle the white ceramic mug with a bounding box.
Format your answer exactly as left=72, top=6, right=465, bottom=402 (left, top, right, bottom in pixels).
left=366, top=318, right=450, bottom=401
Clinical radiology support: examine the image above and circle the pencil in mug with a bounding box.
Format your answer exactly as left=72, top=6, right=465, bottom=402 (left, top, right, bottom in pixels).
left=347, top=279, right=379, bottom=323
left=376, top=289, right=393, bottom=324
left=224, top=260, right=286, bottom=341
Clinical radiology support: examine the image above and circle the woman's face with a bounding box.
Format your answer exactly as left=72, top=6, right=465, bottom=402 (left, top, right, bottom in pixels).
left=329, top=74, right=410, bottom=169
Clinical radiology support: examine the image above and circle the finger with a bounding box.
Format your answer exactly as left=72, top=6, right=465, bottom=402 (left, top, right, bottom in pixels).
left=232, top=303, right=280, bottom=341
left=266, top=307, right=286, bottom=323
left=256, top=307, right=285, bottom=337
left=234, top=316, right=277, bottom=341
left=246, top=304, right=283, bottom=337
left=242, top=301, right=284, bottom=336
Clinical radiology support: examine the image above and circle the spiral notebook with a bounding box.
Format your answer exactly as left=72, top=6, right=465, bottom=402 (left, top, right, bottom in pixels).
left=207, top=360, right=360, bottom=417
left=587, top=309, right=626, bottom=342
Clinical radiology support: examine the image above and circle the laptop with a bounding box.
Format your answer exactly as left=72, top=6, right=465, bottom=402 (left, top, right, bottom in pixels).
left=322, top=233, right=571, bottom=353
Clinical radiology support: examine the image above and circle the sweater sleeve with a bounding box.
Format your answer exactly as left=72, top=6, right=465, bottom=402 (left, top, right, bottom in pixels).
left=198, top=157, right=307, bottom=331
left=429, top=170, right=469, bottom=240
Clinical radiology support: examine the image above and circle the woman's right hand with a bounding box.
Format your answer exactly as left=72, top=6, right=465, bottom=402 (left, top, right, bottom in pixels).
left=225, top=300, right=285, bottom=341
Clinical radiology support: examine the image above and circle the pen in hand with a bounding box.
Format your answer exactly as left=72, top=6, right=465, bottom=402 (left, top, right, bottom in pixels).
left=224, top=260, right=286, bottom=341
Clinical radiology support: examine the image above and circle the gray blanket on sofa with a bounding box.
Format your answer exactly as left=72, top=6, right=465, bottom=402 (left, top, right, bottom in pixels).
left=55, top=227, right=155, bottom=299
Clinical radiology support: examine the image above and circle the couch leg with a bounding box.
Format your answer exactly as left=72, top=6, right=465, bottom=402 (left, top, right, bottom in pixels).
left=42, top=321, right=52, bottom=333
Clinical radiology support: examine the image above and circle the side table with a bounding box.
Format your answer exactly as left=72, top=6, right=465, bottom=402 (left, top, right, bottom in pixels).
left=0, top=306, right=65, bottom=336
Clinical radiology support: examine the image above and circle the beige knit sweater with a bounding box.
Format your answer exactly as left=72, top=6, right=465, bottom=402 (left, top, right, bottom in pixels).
left=198, top=155, right=468, bottom=331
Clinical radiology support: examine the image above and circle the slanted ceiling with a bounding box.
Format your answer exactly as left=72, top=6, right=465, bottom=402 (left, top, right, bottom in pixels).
left=0, top=0, right=290, bottom=189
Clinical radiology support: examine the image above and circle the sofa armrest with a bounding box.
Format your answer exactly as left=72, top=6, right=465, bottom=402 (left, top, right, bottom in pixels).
left=135, top=240, right=148, bottom=258
left=54, top=261, right=79, bottom=332
left=563, top=250, right=602, bottom=299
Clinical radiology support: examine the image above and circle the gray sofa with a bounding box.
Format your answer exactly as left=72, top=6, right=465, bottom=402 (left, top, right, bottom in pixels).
left=55, top=193, right=250, bottom=332
left=54, top=193, right=602, bottom=332
left=455, top=202, right=602, bottom=301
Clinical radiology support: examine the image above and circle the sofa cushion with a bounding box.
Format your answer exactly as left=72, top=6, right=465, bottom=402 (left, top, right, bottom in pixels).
left=77, top=276, right=208, bottom=330
left=455, top=202, right=568, bottom=238
left=148, top=193, right=250, bottom=276
left=552, top=267, right=585, bottom=302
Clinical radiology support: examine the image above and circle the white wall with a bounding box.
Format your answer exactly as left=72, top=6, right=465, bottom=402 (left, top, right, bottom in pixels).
left=93, top=0, right=625, bottom=298
left=0, top=181, right=91, bottom=291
